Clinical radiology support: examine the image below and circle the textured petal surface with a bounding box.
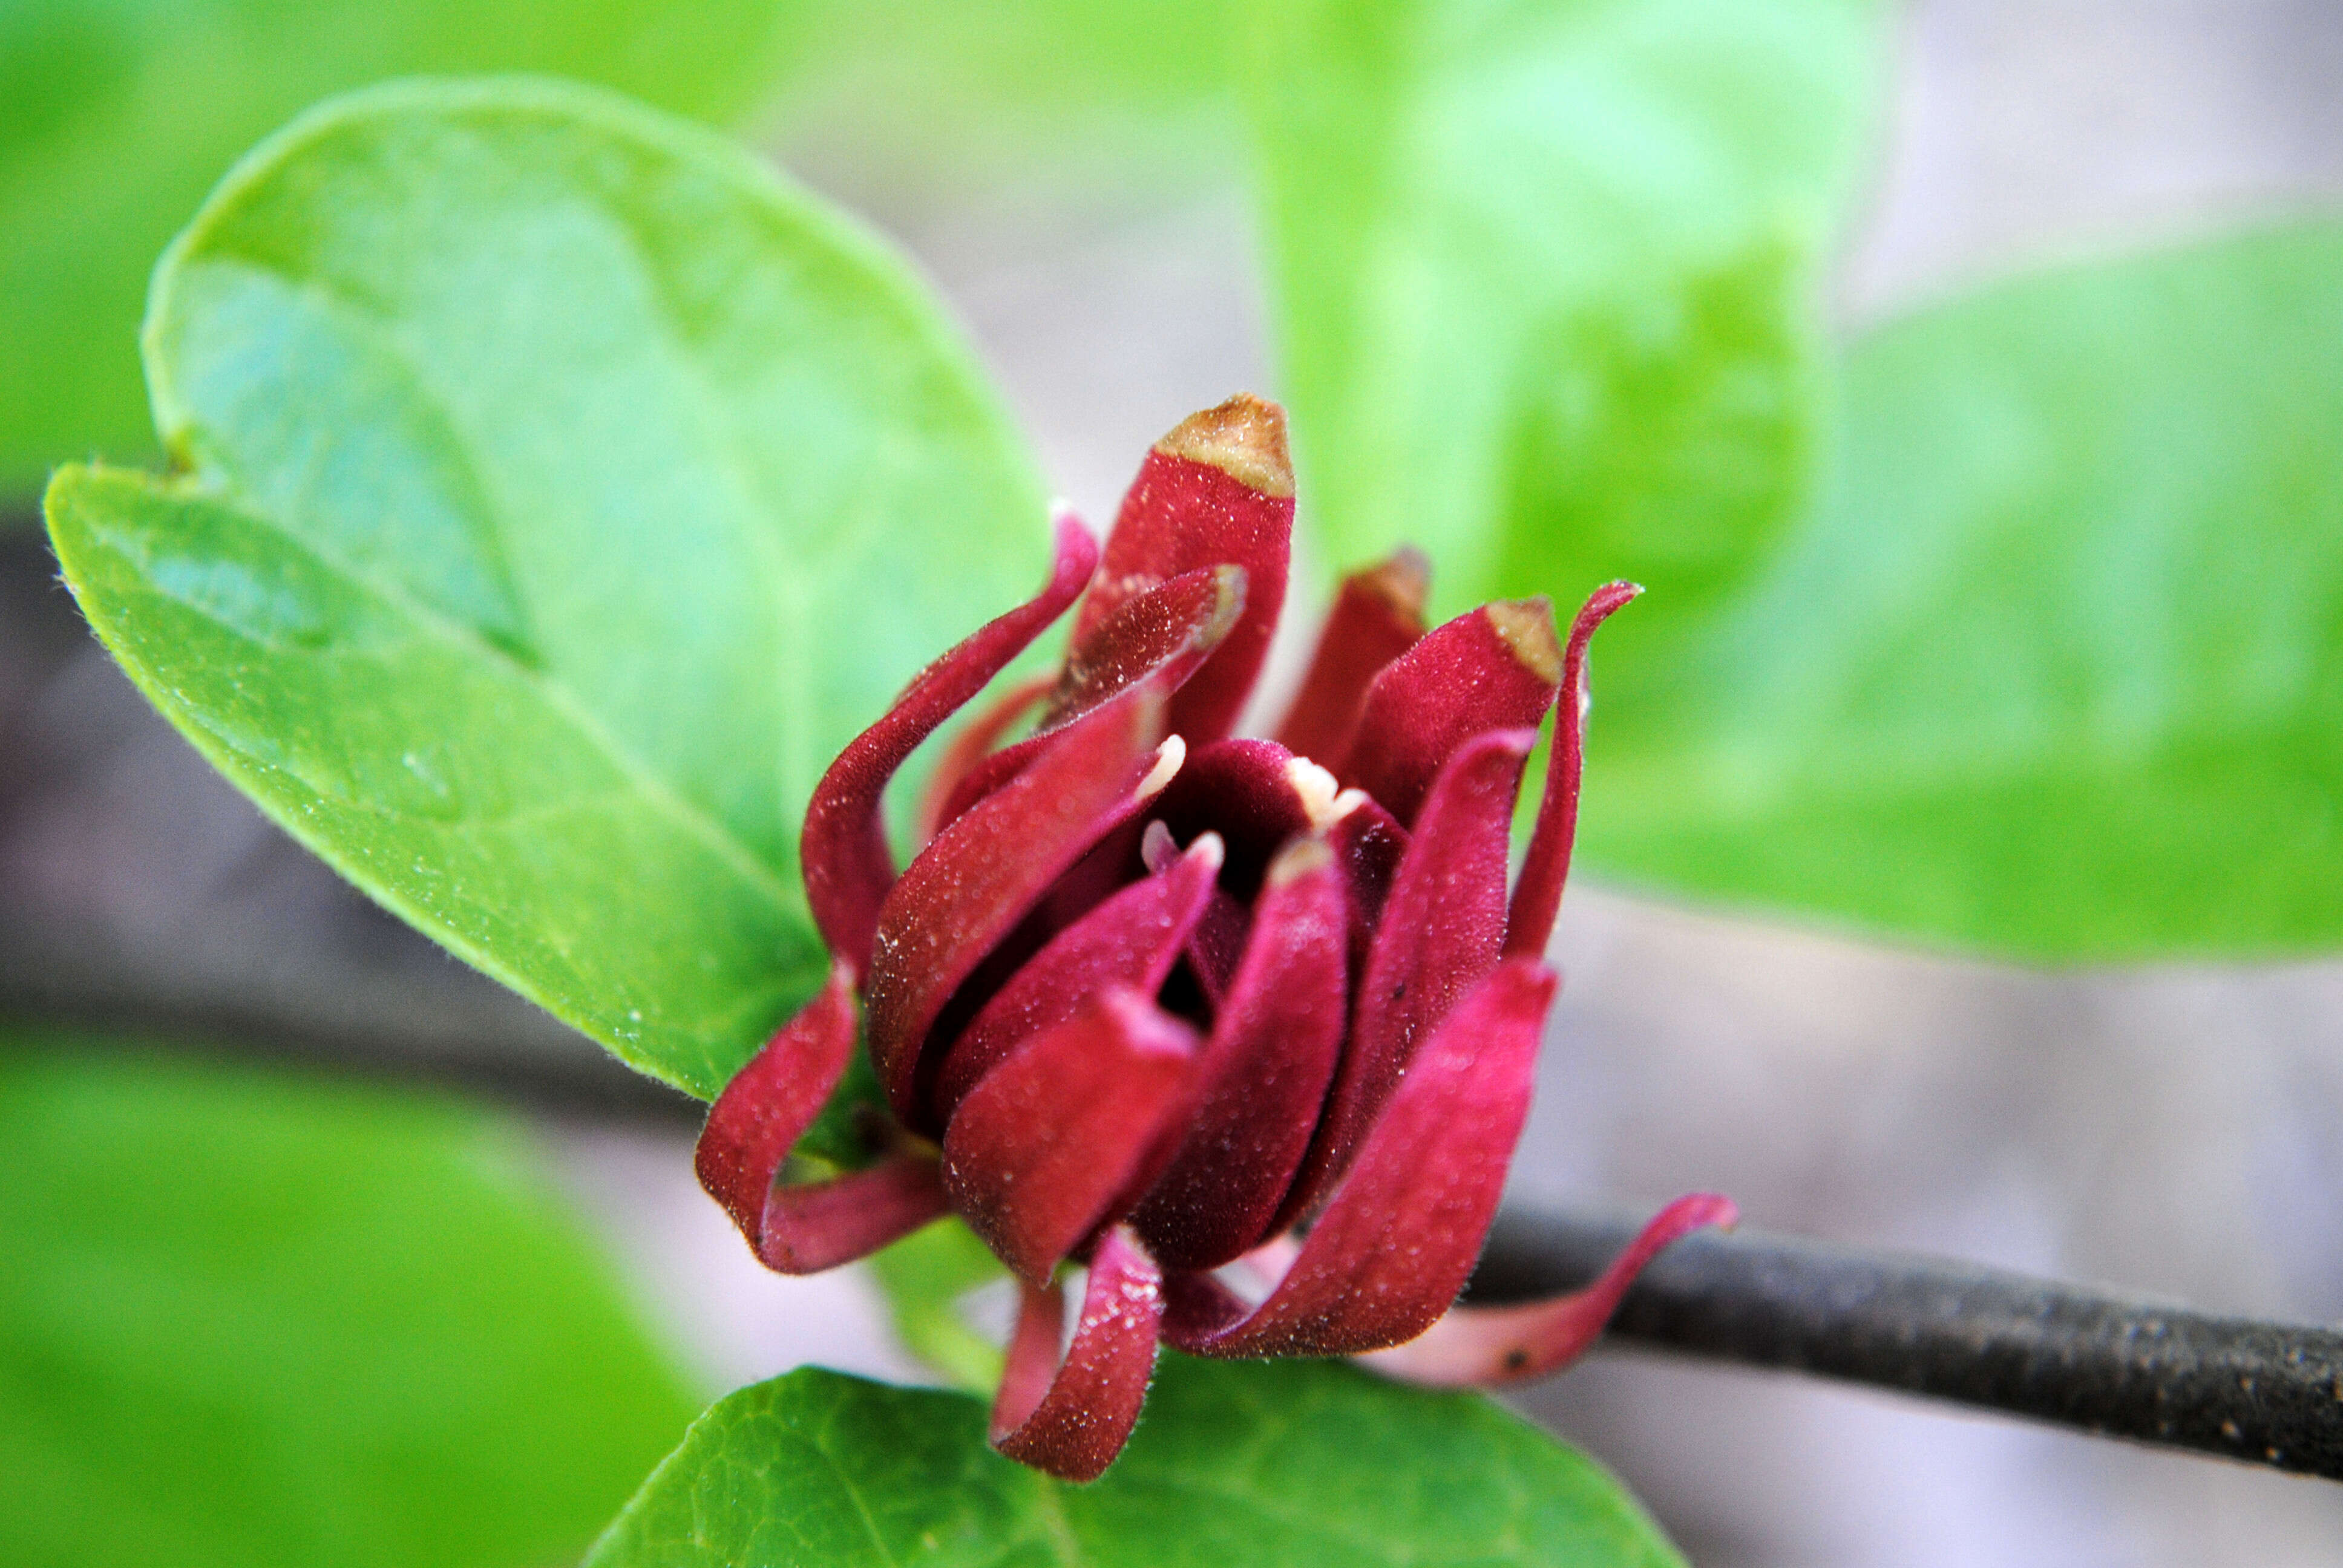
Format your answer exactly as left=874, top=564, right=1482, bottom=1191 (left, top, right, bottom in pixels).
left=1288, top=729, right=1535, bottom=1224
left=1166, top=958, right=1557, bottom=1358
left=1274, top=548, right=1430, bottom=773
left=1342, top=599, right=1561, bottom=827
left=989, top=1226, right=1165, bottom=1482
left=1364, top=1193, right=1737, bottom=1386
left=1076, top=395, right=1296, bottom=744
left=1131, top=838, right=1348, bottom=1271
left=931, top=567, right=1240, bottom=835
left=942, top=989, right=1198, bottom=1285
left=865, top=687, right=1179, bottom=1128
left=1040, top=566, right=1247, bottom=734
left=801, top=517, right=1096, bottom=973
left=932, top=835, right=1222, bottom=1117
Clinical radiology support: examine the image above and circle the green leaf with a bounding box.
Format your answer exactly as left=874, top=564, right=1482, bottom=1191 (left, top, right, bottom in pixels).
left=589, top=1357, right=1683, bottom=1566
left=46, top=78, right=1049, bottom=1096
left=0, top=1037, right=701, bottom=1568
left=1586, top=221, right=2343, bottom=958
left=0, top=0, right=804, bottom=496
left=1247, top=0, right=1883, bottom=653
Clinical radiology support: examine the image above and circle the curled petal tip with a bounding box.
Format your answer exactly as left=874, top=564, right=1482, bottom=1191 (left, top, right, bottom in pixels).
left=1363, top=1191, right=1736, bottom=1388
left=1503, top=581, right=1641, bottom=961
left=990, top=1226, right=1165, bottom=1480
left=1154, top=393, right=1293, bottom=498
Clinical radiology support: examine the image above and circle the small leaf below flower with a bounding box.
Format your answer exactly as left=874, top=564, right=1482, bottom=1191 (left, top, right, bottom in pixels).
left=588, top=1356, right=1686, bottom=1567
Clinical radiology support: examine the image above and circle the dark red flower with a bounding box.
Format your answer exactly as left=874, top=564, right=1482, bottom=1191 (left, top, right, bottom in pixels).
left=696, top=394, right=1732, bottom=1480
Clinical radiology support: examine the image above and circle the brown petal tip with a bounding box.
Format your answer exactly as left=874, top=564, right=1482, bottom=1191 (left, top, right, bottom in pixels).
left=1363, top=546, right=1432, bottom=616
left=1483, top=597, right=1563, bottom=685
left=1155, top=393, right=1294, bottom=499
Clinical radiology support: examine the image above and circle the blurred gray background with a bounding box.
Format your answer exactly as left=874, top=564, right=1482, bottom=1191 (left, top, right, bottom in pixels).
left=5, top=2, right=2342, bottom=1563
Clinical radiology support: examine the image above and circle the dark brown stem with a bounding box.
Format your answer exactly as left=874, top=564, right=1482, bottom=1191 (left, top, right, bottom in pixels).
left=1472, top=1206, right=2343, bottom=1482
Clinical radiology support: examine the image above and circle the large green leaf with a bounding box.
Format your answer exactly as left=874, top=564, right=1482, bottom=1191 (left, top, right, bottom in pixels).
left=1586, top=221, right=2343, bottom=958
left=0, top=1038, right=700, bottom=1568
left=589, top=1358, right=1683, bottom=1566
left=46, top=79, right=1049, bottom=1096
left=0, top=0, right=804, bottom=495
left=1247, top=0, right=1882, bottom=656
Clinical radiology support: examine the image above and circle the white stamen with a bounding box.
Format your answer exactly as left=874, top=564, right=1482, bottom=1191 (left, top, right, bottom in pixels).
left=1284, top=755, right=1339, bottom=826
left=1135, top=734, right=1186, bottom=800
left=1140, top=818, right=1177, bottom=873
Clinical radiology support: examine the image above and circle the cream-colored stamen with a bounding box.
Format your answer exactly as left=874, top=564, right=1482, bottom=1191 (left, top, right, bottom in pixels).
left=1135, top=734, right=1187, bottom=800
left=1284, top=755, right=1363, bottom=830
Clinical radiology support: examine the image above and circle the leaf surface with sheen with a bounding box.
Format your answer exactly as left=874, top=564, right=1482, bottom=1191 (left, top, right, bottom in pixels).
left=1587, top=222, right=2343, bottom=958
left=47, top=79, right=1049, bottom=1094
left=590, top=1357, right=1684, bottom=1566
left=0, top=0, right=800, bottom=492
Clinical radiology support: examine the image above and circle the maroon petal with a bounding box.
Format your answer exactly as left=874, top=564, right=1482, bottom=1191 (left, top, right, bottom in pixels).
left=865, top=685, right=1184, bottom=1129
left=930, top=567, right=1244, bottom=837
left=753, top=1156, right=952, bottom=1274
left=1040, top=565, right=1247, bottom=734
left=1273, top=548, right=1430, bottom=773
left=1165, top=958, right=1558, bottom=1357
left=1340, top=598, right=1561, bottom=828
left=932, top=834, right=1223, bottom=1118
left=1282, top=727, right=1535, bottom=1228
left=1504, top=581, right=1641, bottom=959
left=991, top=1225, right=1165, bottom=1481
left=1325, top=792, right=1406, bottom=983
left=1363, top=1194, right=1738, bottom=1386
left=942, top=988, right=1199, bottom=1286
left=914, top=673, right=1054, bottom=847
left=1185, top=886, right=1251, bottom=1008
left=695, top=963, right=947, bottom=1275
left=1076, top=395, right=1295, bottom=744
left=802, top=516, right=1098, bottom=974
left=1130, top=837, right=1348, bottom=1271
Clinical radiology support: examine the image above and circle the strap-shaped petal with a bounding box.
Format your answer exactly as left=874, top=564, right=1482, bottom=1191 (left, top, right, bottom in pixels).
left=1505, top=581, right=1641, bottom=959
left=1363, top=1193, right=1737, bottom=1386
left=929, top=566, right=1243, bottom=836
left=1039, top=564, right=1247, bottom=733
left=1076, top=395, right=1295, bottom=744
left=695, top=963, right=948, bottom=1275
left=1325, top=791, right=1407, bottom=985
left=1274, top=548, right=1430, bottom=773
left=1340, top=599, right=1561, bottom=828
left=991, top=1226, right=1165, bottom=1481
left=1283, top=728, right=1535, bottom=1227
left=942, top=988, right=1199, bottom=1286
left=932, top=834, right=1222, bottom=1118
left=802, top=516, right=1098, bottom=973
left=865, top=685, right=1182, bottom=1129
left=1131, top=837, right=1348, bottom=1271
left=1164, top=958, right=1558, bottom=1358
